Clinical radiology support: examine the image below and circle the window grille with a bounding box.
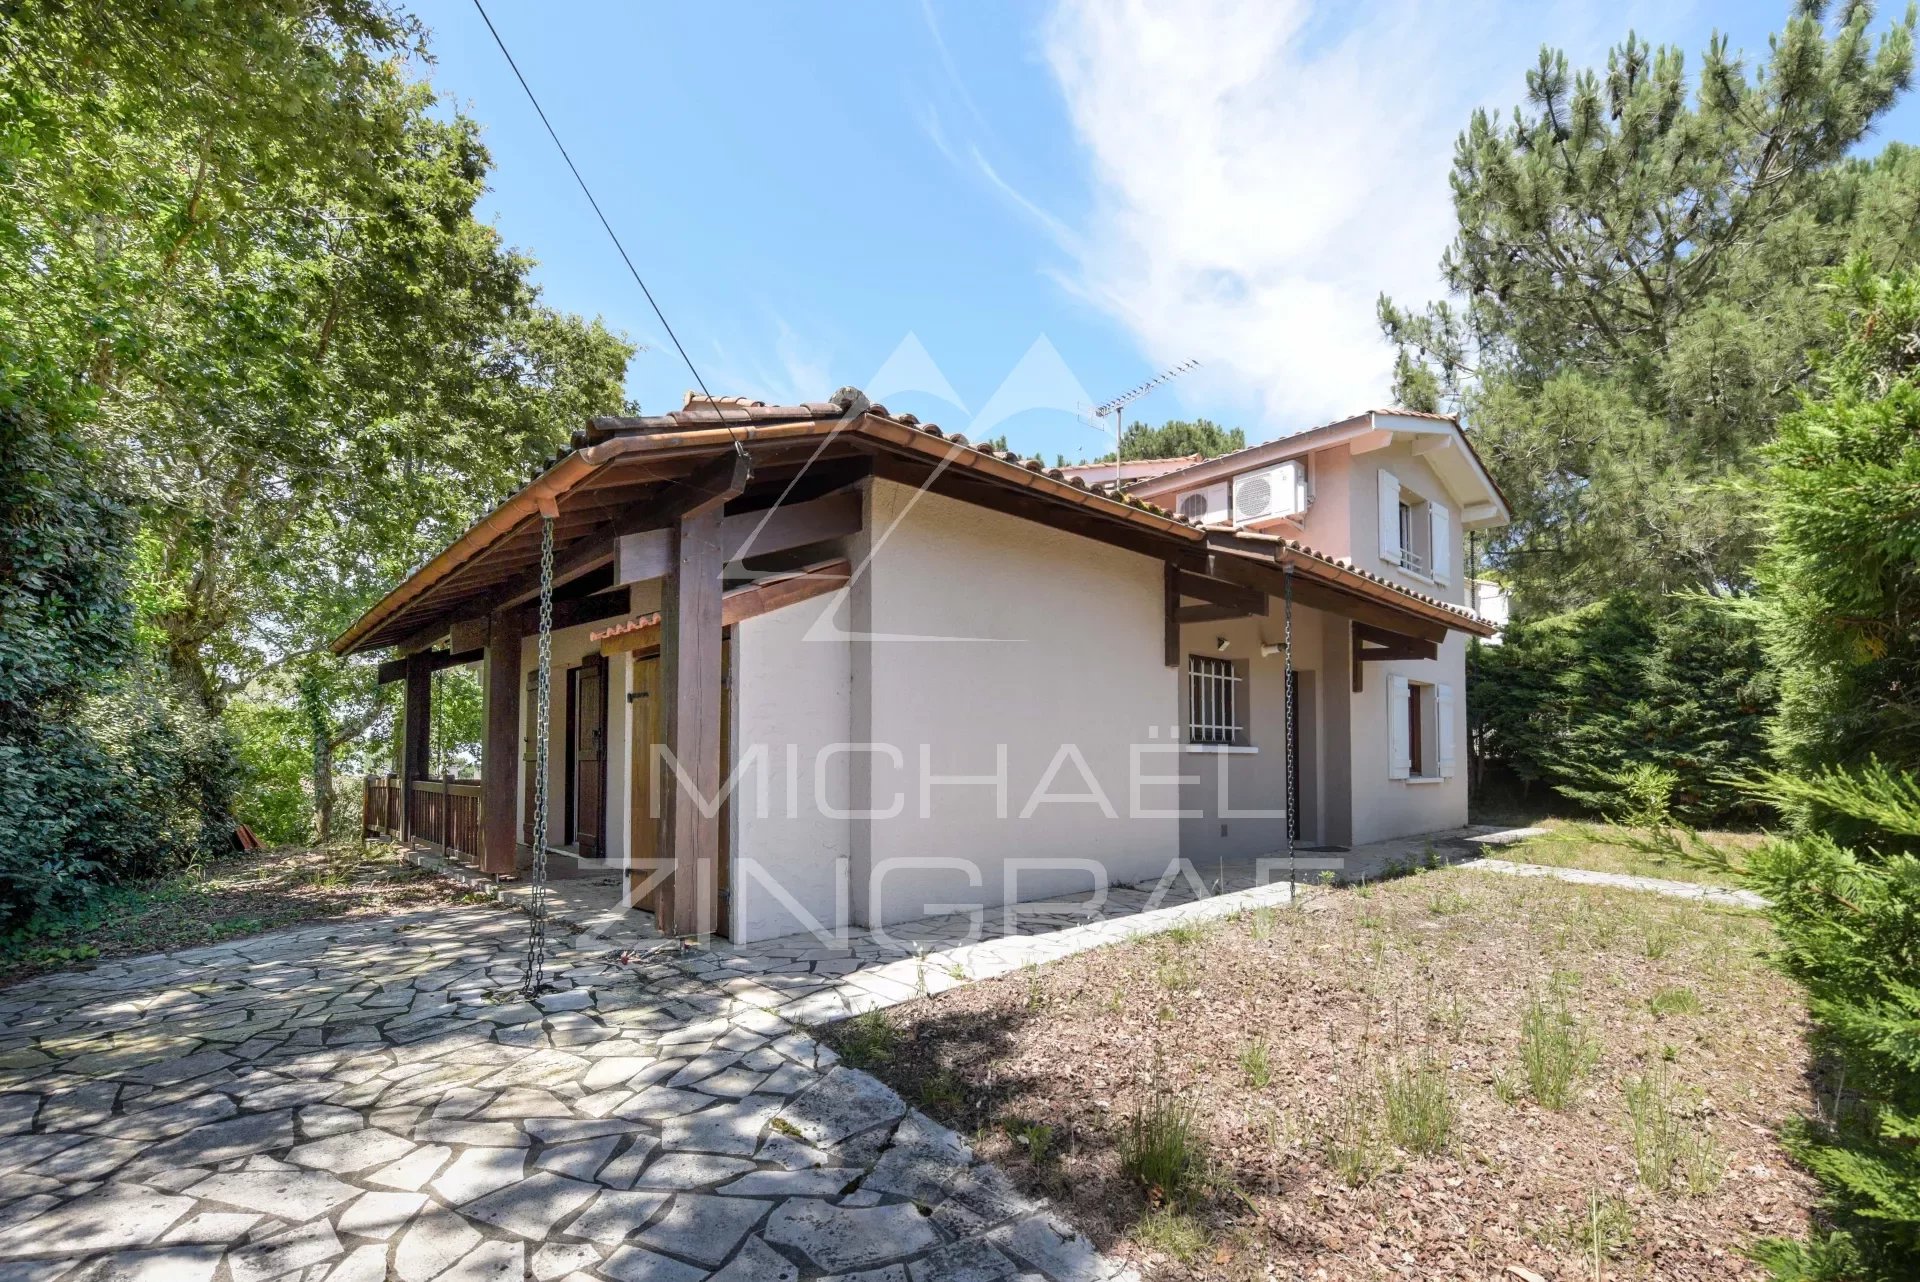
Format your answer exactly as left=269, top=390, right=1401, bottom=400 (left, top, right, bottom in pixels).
left=1188, top=655, right=1242, bottom=744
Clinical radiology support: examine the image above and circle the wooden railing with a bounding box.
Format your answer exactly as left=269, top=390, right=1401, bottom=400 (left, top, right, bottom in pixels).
left=362, top=774, right=484, bottom=863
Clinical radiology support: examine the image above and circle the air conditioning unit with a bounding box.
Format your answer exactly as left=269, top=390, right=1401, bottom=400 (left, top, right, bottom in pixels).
left=1232, top=460, right=1308, bottom=523
left=1175, top=482, right=1230, bottom=525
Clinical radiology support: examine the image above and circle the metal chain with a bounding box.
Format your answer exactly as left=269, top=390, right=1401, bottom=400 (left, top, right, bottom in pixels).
left=1283, top=566, right=1296, bottom=898
left=522, top=516, right=555, bottom=994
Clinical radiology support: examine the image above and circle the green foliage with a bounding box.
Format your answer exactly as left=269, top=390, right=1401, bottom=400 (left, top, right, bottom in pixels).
left=1519, top=992, right=1596, bottom=1110
left=1380, top=1059, right=1455, bottom=1155
left=1737, top=264, right=1920, bottom=1278
left=1741, top=764, right=1920, bottom=1275
left=1470, top=594, right=1774, bottom=823
left=1096, top=418, right=1245, bottom=462
left=0, top=0, right=634, bottom=861
left=0, top=376, right=237, bottom=925
left=1381, top=6, right=1918, bottom=611
left=1757, top=260, right=1920, bottom=783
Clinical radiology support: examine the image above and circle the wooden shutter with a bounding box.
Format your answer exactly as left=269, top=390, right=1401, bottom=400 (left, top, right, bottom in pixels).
left=1430, top=504, right=1452, bottom=583
left=1387, top=673, right=1411, bottom=780
left=1435, top=683, right=1457, bottom=779
left=1378, top=469, right=1401, bottom=565
left=574, top=655, right=608, bottom=860
left=522, top=668, right=540, bottom=847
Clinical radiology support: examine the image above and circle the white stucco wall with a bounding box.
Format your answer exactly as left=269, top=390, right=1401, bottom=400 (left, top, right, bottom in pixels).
left=1345, top=630, right=1470, bottom=846
left=1345, top=447, right=1468, bottom=607
left=730, top=587, right=853, bottom=943
left=851, top=480, right=1182, bottom=928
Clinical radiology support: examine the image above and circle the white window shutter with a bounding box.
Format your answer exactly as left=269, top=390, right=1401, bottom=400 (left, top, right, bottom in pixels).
left=1378, top=469, right=1401, bottom=565
left=1430, top=504, right=1452, bottom=583
left=1387, top=674, right=1411, bottom=780
left=1436, top=683, right=1457, bottom=778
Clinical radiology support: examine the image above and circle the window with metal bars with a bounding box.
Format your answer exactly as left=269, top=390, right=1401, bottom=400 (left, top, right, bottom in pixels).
left=1187, top=654, right=1244, bottom=745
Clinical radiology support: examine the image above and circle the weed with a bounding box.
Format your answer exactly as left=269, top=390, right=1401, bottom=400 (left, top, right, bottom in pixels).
left=770, top=1116, right=803, bottom=1139
left=1492, top=1069, right=1522, bottom=1106
left=1247, top=906, right=1276, bottom=941
left=1624, top=1067, right=1721, bottom=1195
left=1239, top=1038, right=1272, bottom=1088
left=1005, top=1117, right=1057, bottom=1166
left=1520, top=994, right=1595, bottom=1110
left=1428, top=889, right=1474, bottom=916
left=1155, top=945, right=1199, bottom=993
left=1164, top=922, right=1208, bottom=947
left=1571, top=1189, right=1633, bottom=1273
left=1648, top=986, right=1701, bottom=1018
left=1122, top=1090, right=1204, bottom=1205
left=920, top=1071, right=964, bottom=1112
left=1134, top=1207, right=1208, bottom=1261
left=1642, top=919, right=1683, bottom=960
left=1381, top=1059, right=1454, bottom=1154
left=1325, top=1087, right=1388, bottom=1185
left=1024, top=965, right=1047, bottom=1010
left=835, top=1011, right=898, bottom=1068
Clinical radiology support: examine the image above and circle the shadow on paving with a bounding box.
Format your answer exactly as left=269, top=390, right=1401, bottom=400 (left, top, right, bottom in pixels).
left=0, top=900, right=1130, bottom=1281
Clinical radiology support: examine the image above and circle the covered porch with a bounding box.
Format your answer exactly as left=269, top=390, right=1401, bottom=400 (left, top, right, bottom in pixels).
left=337, top=389, right=1492, bottom=942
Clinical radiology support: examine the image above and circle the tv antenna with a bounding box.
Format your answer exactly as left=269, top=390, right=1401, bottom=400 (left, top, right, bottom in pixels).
left=1091, top=359, right=1200, bottom=489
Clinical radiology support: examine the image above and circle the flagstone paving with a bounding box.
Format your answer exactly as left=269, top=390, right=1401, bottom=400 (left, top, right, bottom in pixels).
left=0, top=905, right=1131, bottom=1282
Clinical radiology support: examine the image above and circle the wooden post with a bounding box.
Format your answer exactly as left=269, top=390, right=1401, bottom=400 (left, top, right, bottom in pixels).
left=481, top=612, right=523, bottom=876
left=1164, top=561, right=1181, bottom=668
left=400, top=655, right=432, bottom=842
left=656, top=504, right=727, bottom=937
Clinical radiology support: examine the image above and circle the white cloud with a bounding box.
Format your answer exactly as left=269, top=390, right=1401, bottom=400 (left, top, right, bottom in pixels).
left=1040, top=0, right=1628, bottom=431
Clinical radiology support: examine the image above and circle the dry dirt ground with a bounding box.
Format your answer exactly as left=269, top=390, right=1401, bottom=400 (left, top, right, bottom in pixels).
left=823, top=864, right=1817, bottom=1281
left=0, top=843, right=470, bottom=985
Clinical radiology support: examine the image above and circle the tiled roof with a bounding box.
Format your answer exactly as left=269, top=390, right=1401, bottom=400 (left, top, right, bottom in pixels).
left=1129, top=408, right=1450, bottom=491
left=1203, top=525, right=1485, bottom=625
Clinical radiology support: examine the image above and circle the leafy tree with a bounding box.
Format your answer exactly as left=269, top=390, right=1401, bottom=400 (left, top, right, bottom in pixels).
left=1095, top=418, right=1246, bottom=462
left=1381, top=4, right=1918, bottom=610
left=1471, top=594, right=1774, bottom=824
left=2, top=2, right=634, bottom=848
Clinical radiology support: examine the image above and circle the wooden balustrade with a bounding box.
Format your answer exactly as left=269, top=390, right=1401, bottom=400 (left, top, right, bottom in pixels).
left=362, top=774, right=484, bottom=863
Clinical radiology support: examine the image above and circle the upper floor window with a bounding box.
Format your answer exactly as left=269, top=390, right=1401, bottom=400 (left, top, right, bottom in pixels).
left=1378, top=469, right=1451, bottom=583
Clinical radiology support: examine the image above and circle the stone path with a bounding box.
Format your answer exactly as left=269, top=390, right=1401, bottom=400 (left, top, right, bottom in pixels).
left=1458, top=857, right=1769, bottom=910
left=0, top=906, right=1134, bottom=1282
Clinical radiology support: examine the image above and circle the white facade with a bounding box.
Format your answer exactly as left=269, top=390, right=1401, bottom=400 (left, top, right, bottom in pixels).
left=501, top=419, right=1499, bottom=944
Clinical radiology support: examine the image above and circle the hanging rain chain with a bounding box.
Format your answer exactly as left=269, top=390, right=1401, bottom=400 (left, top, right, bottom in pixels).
left=522, top=515, right=556, bottom=995
left=1283, top=565, right=1297, bottom=899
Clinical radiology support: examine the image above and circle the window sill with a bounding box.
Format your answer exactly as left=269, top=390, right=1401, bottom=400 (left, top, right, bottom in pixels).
left=1185, top=744, right=1259, bottom=755
left=1401, top=774, right=1446, bottom=786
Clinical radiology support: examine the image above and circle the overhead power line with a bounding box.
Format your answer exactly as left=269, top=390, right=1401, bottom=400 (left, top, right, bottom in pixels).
left=471, top=0, right=738, bottom=445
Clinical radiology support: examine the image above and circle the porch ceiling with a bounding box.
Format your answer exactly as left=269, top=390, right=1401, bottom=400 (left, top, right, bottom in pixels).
left=332, top=389, right=1494, bottom=658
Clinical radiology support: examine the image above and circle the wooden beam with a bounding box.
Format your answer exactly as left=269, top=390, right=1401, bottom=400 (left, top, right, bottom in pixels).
left=1164, top=562, right=1180, bottom=668
left=1353, top=622, right=1439, bottom=658
left=599, top=560, right=852, bottom=657
left=1204, top=551, right=1448, bottom=643
left=618, top=487, right=862, bottom=584
left=655, top=504, right=726, bottom=938
left=448, top=615, right=492, bottom=654
left=1182, top=562, right=1267, bottom=614
left=1351, top=621, right=1439, bottom=692
left=376, top=647, right=483, bottom=685
left=1177, top=603, right=1247, bottom=624
left=480, top=613, right=523, bottom=876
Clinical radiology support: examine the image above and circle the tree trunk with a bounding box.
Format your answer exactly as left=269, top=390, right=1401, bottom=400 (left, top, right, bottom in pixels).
left=311, top=734, right=334, bottom=844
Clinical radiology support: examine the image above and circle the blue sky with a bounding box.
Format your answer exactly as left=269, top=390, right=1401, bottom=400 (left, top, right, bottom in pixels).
left=413, top=0, right=1920, bottom=465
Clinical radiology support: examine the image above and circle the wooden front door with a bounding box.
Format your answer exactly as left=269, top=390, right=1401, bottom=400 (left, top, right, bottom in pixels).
left=628, top=639, right=730, bottom=935
left=574, top=654, right=608, bottom=860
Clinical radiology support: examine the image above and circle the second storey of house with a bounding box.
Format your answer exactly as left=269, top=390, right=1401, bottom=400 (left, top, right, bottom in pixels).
left=1127, top=409, right=1510, bottom=607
